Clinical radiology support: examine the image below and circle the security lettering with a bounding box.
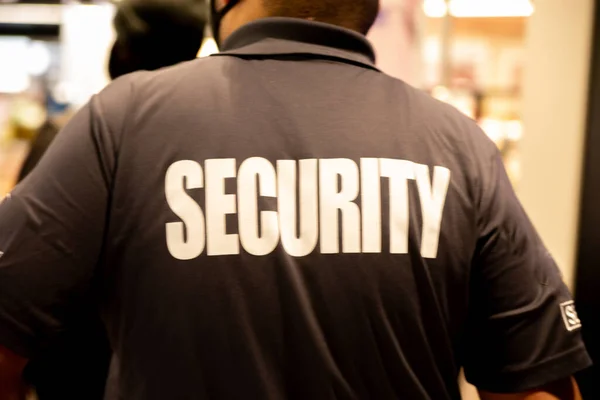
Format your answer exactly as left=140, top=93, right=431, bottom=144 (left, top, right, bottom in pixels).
left=165, top=157, right=451, bottom=260
left=560, top=301, right=582, bottom=331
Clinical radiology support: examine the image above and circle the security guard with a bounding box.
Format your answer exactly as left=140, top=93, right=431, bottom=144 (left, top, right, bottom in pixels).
left=0, top=0, right=591, bottom=399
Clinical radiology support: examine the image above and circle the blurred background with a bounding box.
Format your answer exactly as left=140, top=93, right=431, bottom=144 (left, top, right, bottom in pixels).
left=1, top=0, right=599, bottom=398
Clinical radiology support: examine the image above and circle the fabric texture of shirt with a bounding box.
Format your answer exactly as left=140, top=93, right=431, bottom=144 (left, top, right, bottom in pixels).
left=17, top=119, right=111, bottom=400
left=0, top=18, right=591, bottom=400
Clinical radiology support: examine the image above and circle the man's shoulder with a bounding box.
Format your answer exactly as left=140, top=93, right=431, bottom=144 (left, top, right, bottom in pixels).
left=101, top=58, right=213, bottom=97
left=382, top=76, right=492, bottom=148
left=127, top=56, right=231, bottom=85
left=92, top=58, right=220, bottom=131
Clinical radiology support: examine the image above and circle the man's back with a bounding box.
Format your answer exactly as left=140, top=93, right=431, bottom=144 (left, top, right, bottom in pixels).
left=92, top=19, right=587, bottom=398
left=0, top=18, right=590, bottom=400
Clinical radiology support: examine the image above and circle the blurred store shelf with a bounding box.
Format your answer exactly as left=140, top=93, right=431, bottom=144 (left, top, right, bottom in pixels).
left=423, top=0, right=534, bottom=18
left=0, top=4, right=62, bottom=25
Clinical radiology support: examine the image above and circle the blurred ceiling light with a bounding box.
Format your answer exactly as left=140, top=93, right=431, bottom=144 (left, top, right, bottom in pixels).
left=423, top=0, right=447, bottom=18
left=52, top=81, right=74, bottom=105
left=480, top=119, right=504, bottom=144
left=423, top=0, right=535, bottom=18
left=0, top=38, right=31, bottom=94
left=26, top=42, right=51, bottom=76
left=506, top=120, right=524, bottom=141
left=450, top=0, right=534, bottom=17
left=431, top=85, right=452, bottom=102
left=0, top=4, right=62, bottom=25
left=0, top=74, right=30, bottom=94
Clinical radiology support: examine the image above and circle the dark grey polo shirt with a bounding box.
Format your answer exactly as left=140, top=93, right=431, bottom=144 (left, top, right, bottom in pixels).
left=0, top=18, right=591, bottom=400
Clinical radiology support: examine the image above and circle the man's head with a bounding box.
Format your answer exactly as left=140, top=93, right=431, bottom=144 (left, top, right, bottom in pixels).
left=211, top=0, right=380, bottom=45
left=109, top=0, right=207, bottom=80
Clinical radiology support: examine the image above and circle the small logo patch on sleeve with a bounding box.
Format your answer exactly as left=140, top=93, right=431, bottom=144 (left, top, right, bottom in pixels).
left=560, top=301, right=582, bottom=331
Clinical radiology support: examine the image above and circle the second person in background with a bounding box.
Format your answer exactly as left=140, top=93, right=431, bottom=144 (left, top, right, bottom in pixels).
left=19, top=1, right=207, bottom=399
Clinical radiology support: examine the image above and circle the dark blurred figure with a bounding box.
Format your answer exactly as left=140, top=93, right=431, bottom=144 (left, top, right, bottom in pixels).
left=108, top=0, right=208, bottom=79
left=17, top=115, right=68, bottom=182
left=19, top=1, right=206, bottom=398
left=18, top=0, right=207, bottom=181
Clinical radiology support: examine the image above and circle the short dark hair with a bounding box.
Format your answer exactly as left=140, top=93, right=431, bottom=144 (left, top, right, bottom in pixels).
left=263, top=0, right=379, bottom=34
left=109, top=0, right=207, bottom=80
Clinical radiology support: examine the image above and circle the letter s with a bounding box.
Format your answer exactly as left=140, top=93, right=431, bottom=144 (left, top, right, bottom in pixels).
left=165, top=160, right=205, bottom=260
left=566, top=306, right=580, bottom=325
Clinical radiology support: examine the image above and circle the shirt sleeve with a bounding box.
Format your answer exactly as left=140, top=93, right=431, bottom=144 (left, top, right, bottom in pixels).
left=0, top=92, right=119, bottom=358
left=462, top=146, right=592, bottom=393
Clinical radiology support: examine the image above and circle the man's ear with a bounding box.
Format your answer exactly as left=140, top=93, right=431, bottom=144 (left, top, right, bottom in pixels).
left=217, top=0, right=231, bottom=9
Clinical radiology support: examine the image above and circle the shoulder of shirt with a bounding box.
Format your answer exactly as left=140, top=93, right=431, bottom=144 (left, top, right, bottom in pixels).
left=402, top=83, right=482, bottom=135
left=92, top=57, right=498, bottom=159
left=388, top=79, right=498, bottom=157
left=89, top=58, right=213, bottom=138
left=102, top=57, right=216, bottom=96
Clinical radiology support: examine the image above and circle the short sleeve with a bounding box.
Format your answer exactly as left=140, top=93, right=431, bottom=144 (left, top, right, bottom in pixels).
left=462, top=147, right=592, bottom=393
left=0, top=95, right=117, bottom=358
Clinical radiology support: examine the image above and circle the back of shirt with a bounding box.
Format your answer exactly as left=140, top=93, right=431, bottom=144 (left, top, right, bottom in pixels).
left=103, top=51, right=470, bottom=400
left=0, top=19, right=590, bottom=400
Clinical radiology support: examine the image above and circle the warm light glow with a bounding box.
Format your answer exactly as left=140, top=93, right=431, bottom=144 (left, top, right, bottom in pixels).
left=431, top=85, right=452, bottom=102
left=480, top=119, right=504, bottom=144
left=0, top=37, right=31, bottom=94
left=424, top=0, right=535, bottom=18
left=450, top=0, right=534, bottom=18
left=506, top=120, right=524, bottom=141
left=26, top=41, right=51, bottom=76
left=60, top=3, right=115, bottom=107
left=423, top=0, right=447, bottom=18
left=198, top=37, right=219, bottom=58
left=52, top=81, right=75, bottom=104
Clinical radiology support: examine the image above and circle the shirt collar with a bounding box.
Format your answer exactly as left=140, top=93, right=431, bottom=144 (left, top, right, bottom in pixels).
left=216, top=17, right=378, bottom=70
